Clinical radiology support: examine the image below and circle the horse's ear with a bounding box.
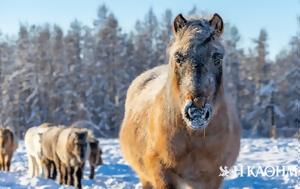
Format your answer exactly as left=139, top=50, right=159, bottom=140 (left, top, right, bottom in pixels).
left=173, top=14, right=187, bottom=35
left=209, top=13, right=224, bottom=37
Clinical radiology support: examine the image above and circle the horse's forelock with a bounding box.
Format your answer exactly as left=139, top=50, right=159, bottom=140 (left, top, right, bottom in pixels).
left=170, top=17, right=217, bottom=51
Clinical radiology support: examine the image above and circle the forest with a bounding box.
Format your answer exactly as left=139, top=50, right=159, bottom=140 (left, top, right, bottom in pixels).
left=0, top=5, right=299, bottom=138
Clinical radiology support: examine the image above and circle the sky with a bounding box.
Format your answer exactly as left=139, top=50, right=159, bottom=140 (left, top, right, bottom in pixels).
left=0, top=0, right=299, bottom=60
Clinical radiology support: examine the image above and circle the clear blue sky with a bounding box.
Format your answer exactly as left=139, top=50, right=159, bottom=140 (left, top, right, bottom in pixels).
left=0, top=0, right=299, bottom=60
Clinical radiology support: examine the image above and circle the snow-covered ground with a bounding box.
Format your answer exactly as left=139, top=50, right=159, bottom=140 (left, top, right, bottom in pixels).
left=0, top=139, right=299, bottom=189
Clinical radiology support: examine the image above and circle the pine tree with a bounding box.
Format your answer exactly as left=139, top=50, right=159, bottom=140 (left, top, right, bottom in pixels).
left=253, top=29, right=269, bottom=91
left=49, top=25, right=66, bottom=123
left=63, top=20, right=90, bottom=124
left=156, top=9, right=173, bottom=65
left=223, top=24, right=243, bottom=115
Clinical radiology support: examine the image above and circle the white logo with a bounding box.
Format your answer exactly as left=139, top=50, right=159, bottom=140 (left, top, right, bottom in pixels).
left=219, top=166, right=230, bottom=177
left=218, top=165, right=299, bottom=178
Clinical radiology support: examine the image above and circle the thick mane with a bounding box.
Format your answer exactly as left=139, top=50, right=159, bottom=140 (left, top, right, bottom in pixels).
left=168, top=17, right=216, bottom=51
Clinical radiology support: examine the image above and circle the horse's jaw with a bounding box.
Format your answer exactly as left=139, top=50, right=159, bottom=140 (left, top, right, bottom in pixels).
left=182, top=101, right=213, bottom=130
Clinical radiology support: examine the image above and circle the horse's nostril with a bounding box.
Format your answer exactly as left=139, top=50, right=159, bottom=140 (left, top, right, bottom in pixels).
left=205, top=110, right=210, bottom=120
left=193, top=97, right=206, bottom=108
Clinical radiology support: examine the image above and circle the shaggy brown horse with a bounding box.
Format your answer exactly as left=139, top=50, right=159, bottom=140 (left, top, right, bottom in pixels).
left=71, top=121, right=103, bottom=179
left=86, top=130, right=103, bottom=179
left=40, top=126, right=65, bottom=180
left=0, top=127, right=18, bottom=171
left=120, top=13, right=240, bottom=189
left=56, top=127, right=88, bottom=189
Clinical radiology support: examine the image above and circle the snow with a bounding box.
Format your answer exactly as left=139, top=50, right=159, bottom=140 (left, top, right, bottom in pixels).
left=289, top=99, right=300, bottom=111
left=259, top=81, right=277, bottom=96
left=0, top=139, right=299, bottom=189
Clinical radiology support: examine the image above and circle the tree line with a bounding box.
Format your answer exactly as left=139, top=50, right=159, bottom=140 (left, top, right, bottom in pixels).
left=0, top=5, right=299, bottom=137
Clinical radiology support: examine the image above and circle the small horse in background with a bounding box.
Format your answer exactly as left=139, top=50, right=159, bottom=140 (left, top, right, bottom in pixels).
left=40, top=125, right=65, bottom=180
left=24, top=123, right=54, bottom=177
left=55, top=127, right=88, bottom=189
left=71, top=121, right=103, bottom=179
left=120, top=13, right=240, bottom=189
left=86, top=130, right=103, bottom=179
left=0, top=127, right=18, bottom=171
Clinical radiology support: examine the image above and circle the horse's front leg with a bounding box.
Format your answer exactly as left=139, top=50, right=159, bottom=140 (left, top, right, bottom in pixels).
left=51, top=161, right=57, bottom=180
left=4, top=156, right=11, bottom=171
left=60, top=163, right=68, bottom=185
left=42, top=159, right=51, bottom=179
left=0, top=154, right=4, bottom=171
left=36, top=157, right=44, bottom=177
left=5, top=161, right=11, bottom=171
left=74, top=166, right=82, bottom=189
left=144, top=155, right=175, bottom=189
left=89, top=165, right=95, bottom=179
left=140, top=178, right=153, bottom=189
left=207, top=174, right=224, bottom=189
left=67, top=166, right=74, bottom=186
left=53, top=155, right=63, bottom=185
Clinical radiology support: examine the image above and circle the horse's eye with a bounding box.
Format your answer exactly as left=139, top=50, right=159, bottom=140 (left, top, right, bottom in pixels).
left=174, top=52, right=185, bottom=64
left=212, top=53, right=223, bottom=66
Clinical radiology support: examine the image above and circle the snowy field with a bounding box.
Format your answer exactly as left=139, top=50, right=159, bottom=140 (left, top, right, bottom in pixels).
left=0, top=139, right=299, bottom=189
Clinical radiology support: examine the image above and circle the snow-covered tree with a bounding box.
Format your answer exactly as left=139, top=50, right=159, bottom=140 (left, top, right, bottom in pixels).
left=0, top=5, right=298, bottom=137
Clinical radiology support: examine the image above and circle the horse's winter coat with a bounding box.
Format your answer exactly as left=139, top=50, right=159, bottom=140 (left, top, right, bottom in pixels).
left=120, top=13, right=240, bottom=189
left=0, top=127, right=18, bottom=172
left=40, top=126, right=65, bottom=180
left=24, top=125, right=50, bottom=177
left=56, top=127, right=88, bottom=189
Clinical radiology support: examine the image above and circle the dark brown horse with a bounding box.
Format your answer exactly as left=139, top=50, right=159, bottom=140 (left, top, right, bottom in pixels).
left=120, top=13, right=240, bottom=189
left=0, top=127, right=18, bottom=172
left=86, top=131, right=103, bottom=179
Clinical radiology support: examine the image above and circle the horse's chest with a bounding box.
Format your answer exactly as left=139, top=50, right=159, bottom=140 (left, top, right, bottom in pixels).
left=176, top=149, right=217, bottom=177
left=162, top=129, right=229, bottom=181
left=172, top=139, right=226, bottom=182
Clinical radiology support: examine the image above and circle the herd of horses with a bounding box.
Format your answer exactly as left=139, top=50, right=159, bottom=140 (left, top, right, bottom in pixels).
left=0, top=13, right=240, bottom=189
left=0, top=123, right=103, bottom=189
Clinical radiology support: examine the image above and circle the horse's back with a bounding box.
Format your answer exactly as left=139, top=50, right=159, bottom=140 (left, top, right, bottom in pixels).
left=56, top=127, right=72, bottom=150
left=39, top=123, right=55, bottom=128
left=125, top=64, right=168, bottom=116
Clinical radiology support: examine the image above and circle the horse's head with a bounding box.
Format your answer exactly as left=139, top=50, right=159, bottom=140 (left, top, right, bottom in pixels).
left=168, top=13, right=224, bottom=130
left=69, top=129, right=88, bottom=162
left=89, top=139, right=103, bottom=166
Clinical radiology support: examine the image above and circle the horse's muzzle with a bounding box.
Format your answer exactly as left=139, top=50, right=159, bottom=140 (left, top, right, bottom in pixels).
left=183, top=100, right=213, bottom=130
